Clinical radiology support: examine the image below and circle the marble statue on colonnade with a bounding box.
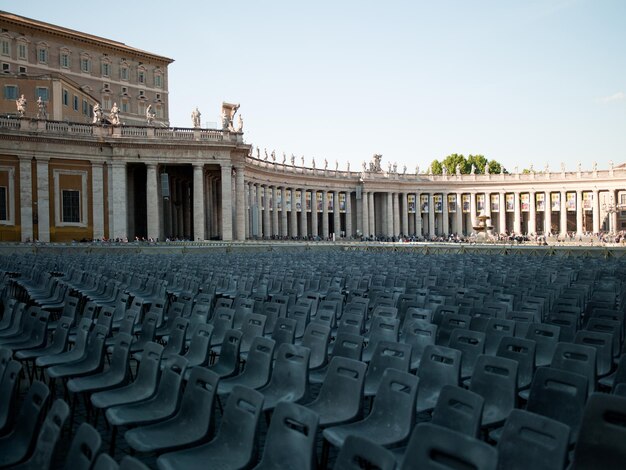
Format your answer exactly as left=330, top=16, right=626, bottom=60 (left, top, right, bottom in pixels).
left=221, top=102, right=240, bottom=131
left=16, top=94, right=26, bottom=116
left=93, top=103, right=103, bottom=124
left=191, top=107, right=201, bottom=128
left=109, top=103, right=120, bottom=126
left=146, top=105, right=156, bottom=125
left=36, top=96, right=47, bottom=120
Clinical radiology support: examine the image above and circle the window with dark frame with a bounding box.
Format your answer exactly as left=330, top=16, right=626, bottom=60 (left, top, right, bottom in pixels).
left=62, top=190, right=80, bottom=223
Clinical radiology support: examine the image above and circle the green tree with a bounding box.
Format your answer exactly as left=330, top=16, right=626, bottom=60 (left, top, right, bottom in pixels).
left=429, top=154, right=507, bottom=175
left=441, top=153, right=469, bottom=175
left=430, top=159, right=443, bottom=175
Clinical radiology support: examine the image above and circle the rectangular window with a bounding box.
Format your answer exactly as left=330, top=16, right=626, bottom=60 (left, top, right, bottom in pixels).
left=121, top=86, right=128, bottom=95
left=62, top=89, right=69, bottom=106
left=156, top=93, right=161, bottom=101
left=101, top=62, right=110, bottom=77
left=154, top=74, right=162, bottom=88
left=102, top=96, right=111, bottom=109
left=80, top=58, right=90, bottom=73
left=1, top=40, right=9, bottom=57
left=121, top=101, right=129, bottom=113
left=17, top=44, right=27, bottom=60
left=138, top=70, right=145, bottom=83
left=120, top=67, right=128, bottom=80
left=73, top=95, right=79, bottom=111
left=82, top=99, right=89, bottom=115
left=1, top=63, right=9, bottom=73
left=62, top=190, right=80, bottom=223
left=0, top=187, right=6, bottom=221
left=38, top=48, right=48, bottom=64
left=4, top=85, right=17, bottom=100
left=60, top=53, right=70, bottom=68
left=18, top=66, right=26, bottom=75
left=35, top=87, right=48, bottom=101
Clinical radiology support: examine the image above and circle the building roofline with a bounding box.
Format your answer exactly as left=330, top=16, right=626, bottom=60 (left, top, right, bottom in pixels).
left=0, top=10, right=174, bottom=64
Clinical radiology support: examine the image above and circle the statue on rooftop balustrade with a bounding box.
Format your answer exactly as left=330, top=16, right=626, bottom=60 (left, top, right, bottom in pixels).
left=93, top=103, right=103, bottom=124
left=282, top=152, right=287, bottom=164
left=191, top=107, right=201, bottom=128
left=442, top=166, right=448, bottom=176
left=456, top=164, right=461, bottom=176
left=484, top=163, right=490, bottom=174
left=16, top=94, right=27, bottom=117
left=470, top=164, right=476, bottom=175
left=593, top=161, right=598, bottom=171
left=221, top=102, right=240, bottom=131
left=146, top=104, right=156, bottom=125
left=109, top=103, right=120, bottom=126
left=235, top=114, right=244, bottom=132
left=36, top=96, right=47, bottom=120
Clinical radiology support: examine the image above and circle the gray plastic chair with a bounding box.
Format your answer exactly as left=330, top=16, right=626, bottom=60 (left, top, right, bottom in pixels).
left=334, top=435, right=397, bottom=470
left=125, top=368, right=219, bottom=454
left=416, top=344, right=461, bottom=413
left=196, top=329, right=241, bottom=381
left=63, top=422, right=102, bottom=470
left=0, top=360, right=22, bottom=435
left=258, top=343, right=310, bottom=412
left=363, top=340, right=411, bottom=397
left=431, top=385, right=484, bottom=438
left=157, top=385, right=264, bottom=470
left=217, top=336, right=275, bottom=396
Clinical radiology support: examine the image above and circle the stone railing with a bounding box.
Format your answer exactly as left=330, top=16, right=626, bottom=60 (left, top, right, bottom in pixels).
left=0, top=117, right=243, bottom=144
left=244, top=154, right=624, bottom=183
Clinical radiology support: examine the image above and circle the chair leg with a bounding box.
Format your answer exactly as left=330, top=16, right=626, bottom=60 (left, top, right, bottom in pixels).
left=321, top=440, right=330, bottom=470
left=110, top=425, right=118, bottom=457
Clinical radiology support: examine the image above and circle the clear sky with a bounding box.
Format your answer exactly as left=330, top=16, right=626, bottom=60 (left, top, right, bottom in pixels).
left=6, top=0, right=626, bottom=173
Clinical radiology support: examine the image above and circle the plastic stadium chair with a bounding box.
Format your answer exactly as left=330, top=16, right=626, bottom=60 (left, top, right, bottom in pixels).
left=526, top=366, right=588, bottom=444
left=322, top=369, right=418, bottom=465
left=402, top=319, right=437, bottom=371
left=333, top=435, right=397, bottom=470
left=416, top=344, right=461, bottom=413
left=197, top=329, right=241, bottom=380
left=431, top=385, right=484, bottom=438
left=448, top=328, right=486, bottom=380
left=63, top=422, right=102, bottom=470
left=400, top=423, right=497, bottom=470
left=217, top=336, right=275, bottom=396
left=526, top=323, right=560, bottom=367
left=35, top=317, right=92, bottom=369
left=156, top=385, right=264, bottom=470
left=550, top=342, right=597, bottom=396
left=304, top=356, right=367, bottom=428
left=8, top=398, right=70, bottom=470
left=253, top=402, right=319, bottom=470
left=496, top=336, right=536, bottom=392
left=258, top=343, right=310, bottom=412
left=363, top=340, right=411, bottom=397
left=0, top=380, right=50, bottom=467
left=497, top=409, right=570, bottom=470
left=310, top=332, right=363, bottom=384
left=0, top=360, right=22, bottom=435
left=574, top=330, right=614, bottom=378
left=301, top=322, right=331, bottom=371
left=572, top=393, right=626, bottom=469
left=125, top=368, right=219, bottom=454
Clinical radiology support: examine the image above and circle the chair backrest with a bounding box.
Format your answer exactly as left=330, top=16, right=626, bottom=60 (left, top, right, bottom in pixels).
left=431, top=385, right=484, bottom=438
left=337, top=312, right=364, bottom=336
left=240, top=313, right=266, bottom=352
left=96, top=306, right=115, bottom=332
left=573, top=393, right=626, bottom=469
left=526, top=366, right=588, bottom=442
left=496, top=336, right=536, bottom=390
left=256, top=402, right=319, bottom=470
left=498, top=409, right=570, bottom=470
left=334, top=435, right=397, bottom=470
left=307, top=357, right=366, bottom=426
left=448, top=328, right=486, bottom=379
left=574, top=330, right=613, bottom=377
left=271, top=317, right=296, bottom=349
left=184, top=323, right=213, bottom=367
left=266, top=343, right=310, bottom=394
left=138, top=311, right=159, bottom=343
left=402, top=319, right=437, bottom=371
left=484, top=318, right=516, bottom=355
left=585, top=317, right=621, bottom=359
left=368, top=368, right=418, bottom=437
left=163, top=317, right=189, bottom=356
left=119, top=456, right=150, bottom=470
left=551, top=342, right=597, bottom=396
left=10, top=380, right=50, bottom=459
left=331, top=332, right=364, bottom=361
left=135, top=342, right=165, bottom=388
left=209, top=307, right=234, bottom=346
left=301, top=322, right=330, bottom=370
left=437, top=313, right=471, bottom=346
left=469, top=354, right=518, bottom=428
left=93, top=453, right=118, bottom=470
left=27, top=398, right=70, bottom=469
left=83, top=324, right=109, bottom=365
left=64, top=422, right=102, bottom=470
left=416, top=344, right=461, bottom=412
left=0, top=346, right=11, bottom=379
left=367, top=340, right=411, bottom=382
left=176, top=368, right=219, bottom=438
left=0, top=360, right=23, bottom=432
left=526, top=323, right=561, bottom=367
left=238, top=336, right=276, bottom=386
left=401, top=423, right=498, bottom=470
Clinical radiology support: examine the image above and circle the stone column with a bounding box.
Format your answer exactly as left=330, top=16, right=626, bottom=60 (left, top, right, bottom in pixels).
left=311, top=190, right=318, bottom=238
left=484, top=192, right=491, bottom=223
left=415, top=192, right=422, bottom=236
left=322, top=191, right=329, bottom=239
left=271, top=186, right=279, bottom=237
left=244, top=183, right=250, bottom=239
left=36, top=158, right=50, bottom=242
left=362, top=191, right=369, bottom=238
left=513, top=191, right=521, bottom=234
left=146, top=163, right=160, bottom=241
left=220, top=163, right=233, bottom=241
left=301, top=189, right=309, bottom=238
left=333, top=190, right=340, bottom=238
left=192, top=164, right=205, bottom=241
left=612, top=189, right=619, bottom=233
left=576, top=190, right=583, bottom=236
left=455, top=193, right=463, bottom=235
left=184, top=181, right=192, bottom=239
left=256, top=184, right=264, bottom=237
left=92, top=162, right=105, bottom=241
left=18, top=156, right=33, bottom=242
left=290, top=189, right=298, bottom=237
left=560, top=190, right=568, bottom=236
left=470, top=192, right=477, bottom=230
left=384, top=193, right=391, bottom=237
left=528, top=191, right=536, bottom=235
left=392, top=192, right=400, bottom=237
left=442, top=192, right=449, bottom=235
left=345, top=191, right=353, bottom=238
left=263, top=185, right=271, bottom=238
left=368, top=192, right=375, bottom=236
left=544, top=191, right=552, bottom=235
left=592, top=189, right=600, bottom=234
left=235, top=166, right=245, bottom=241
left=111, top=161, right=127, bottom=240
left=281, top=187, right=288, bottom=237
left=427, top=194, right=435, bottom=237
left=401, top=193, right=408, bottom=237
left=499, top=192, right=506, bottom=234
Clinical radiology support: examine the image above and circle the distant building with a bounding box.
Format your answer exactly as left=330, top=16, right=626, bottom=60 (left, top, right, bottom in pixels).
left=0, top=10, right=173, bottom=125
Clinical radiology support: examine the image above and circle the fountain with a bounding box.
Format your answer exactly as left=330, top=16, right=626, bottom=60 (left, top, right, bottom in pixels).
left=472, top=211, right=494, bottom=241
